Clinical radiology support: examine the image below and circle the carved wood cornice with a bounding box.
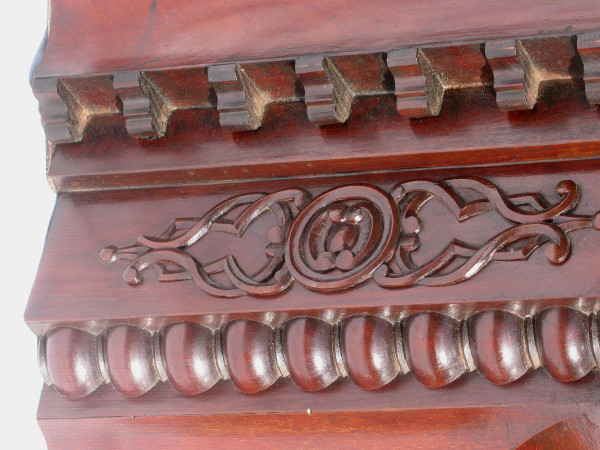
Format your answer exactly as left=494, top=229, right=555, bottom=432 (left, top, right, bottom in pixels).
left=27, top=2, right=600, bottom=446
left=38, top=306, right=600, bottom=399
left=32, top=30, right=600, bottom=192
left=33, top=31, right=595, bottom=146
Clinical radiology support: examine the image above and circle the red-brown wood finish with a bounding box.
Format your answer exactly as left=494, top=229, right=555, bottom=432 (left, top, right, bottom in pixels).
left=42, top=327, right=103, bottom=398
left=535, top=306, right=596, bottom=383
left=27, top=0, right=600, bottom=447
left=469, top=310, right=531, bottom=385
left=341, top=315, right=400, bottom=390
left=103, top=325, right=158, bottom=397
left=160, top=322, right=220, bottom=395
left=403, top=312, right=466, bottom=387
left=34, top=0, right=600, bottom=78
left=283, top=317, right=339, bottom=391
left=222, top=319, right=279, bottom=394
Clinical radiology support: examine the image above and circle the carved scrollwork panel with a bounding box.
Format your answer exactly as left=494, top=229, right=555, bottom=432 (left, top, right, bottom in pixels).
left=373, top=177, right=590, bottom=288
left=101, top=188, right=311, bottom=297
left=102, top=178, right=600, bottom=297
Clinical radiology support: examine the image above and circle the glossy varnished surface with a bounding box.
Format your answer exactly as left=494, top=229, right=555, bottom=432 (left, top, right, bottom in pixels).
left=222, top=319, right=279, bottom=393
left=48, top=90, right=600, bottom=191
left=469, top=310, right=530, bottom=385
left=103, top=325, right=158, bottom=397
left=27, top=1, right=600, bottom=447
left=26, top=161, right=600, bottom=327
left=39, top=308, right=600, bottom=400
left=341, top=315, right=399, bottom=389
left=535, top=306, right=595, bottom=382
left=37, top=372, right=600, bottom=448
left=160, top=322, right=220, bottom=395
left=35, top=0, right=600, bottom=78
left=283, top=317, right=338, bottom=391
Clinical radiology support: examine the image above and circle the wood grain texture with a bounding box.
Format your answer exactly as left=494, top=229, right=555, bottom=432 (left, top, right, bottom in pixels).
left=38, top=406, right=600, bottom=449
left=46, top=85, right=600, bottom=192
left=34, top=0, right=600, bottom=78
left=112, top=72, right=156, bottom=139
left=283, top=317, right=339, bottom=391
left=160, top=322, right=220, bottom=395
left=32, top=30, right=598, bottom=186
left=209, top=62, right=300, bottom=130
left=92, top=175, right=599, bottom=296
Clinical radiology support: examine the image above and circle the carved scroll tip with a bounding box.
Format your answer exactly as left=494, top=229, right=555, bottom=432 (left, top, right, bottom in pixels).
left=544, top=243, right=570, bottom=265
left=100, top=246, right=118, bottom=263
left=123, top=267, right=142, bottom=285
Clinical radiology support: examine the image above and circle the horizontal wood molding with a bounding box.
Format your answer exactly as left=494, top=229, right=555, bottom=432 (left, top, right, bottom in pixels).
left=38, top=306, right=600, bottom=399
left=34, top=30, right=590, bottom=143
left=32, top=30, right=600, bottom=191
left=97, top=177, right=598, bottom=297
left=35, top=0, right=600, bottom=78
left=37, top=405, right=600, bottom=449
left=28, top=3, right=600, bottom=447
left=26, top=161, right=600, bottom=328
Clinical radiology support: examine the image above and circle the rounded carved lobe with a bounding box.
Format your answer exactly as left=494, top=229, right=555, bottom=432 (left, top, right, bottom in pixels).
left=285, top=185, right=400, bottom=292
left=535, top=306, right=594, bottom=382
left=103, top=325, right=159, bottom=397
left=341, top=315, right=399, bottom=389
left=44, top=327, right=103, bottom=398
left=223, top=320, right=279, bottom=393
left=403, top=312, right=465, bottom=387
left=469, top=310, right=530, bottom=384
left=161, top=322, right=220, bottom=395
left=282, top=317, right=338, bottom=391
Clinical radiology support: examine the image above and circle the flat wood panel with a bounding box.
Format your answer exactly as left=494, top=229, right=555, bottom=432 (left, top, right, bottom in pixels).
left=37, top=373, right=600, bottom=448
left=38, top=372, right=600, bottom=419
left=36, top=0, right=600, bottom=78
left=36, top=409, right=581, bottom=449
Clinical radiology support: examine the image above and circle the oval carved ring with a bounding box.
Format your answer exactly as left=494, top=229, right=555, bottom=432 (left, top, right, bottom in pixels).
left=285, top=185, right=400, bottom=291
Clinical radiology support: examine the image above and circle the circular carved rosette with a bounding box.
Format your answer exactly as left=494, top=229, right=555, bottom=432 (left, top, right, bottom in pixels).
left=285, top=185, right=400, bottom=291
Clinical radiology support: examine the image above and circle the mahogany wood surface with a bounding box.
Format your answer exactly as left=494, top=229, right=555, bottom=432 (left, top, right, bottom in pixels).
left=38, top=373, right=600, bottom=448
left=26, top=160, right=600, bottom=328
left=37, top=307, right=600, bottom=399
left=27, top=0, right=600, bottom=447
left=34, top=0, right=600, bottom=78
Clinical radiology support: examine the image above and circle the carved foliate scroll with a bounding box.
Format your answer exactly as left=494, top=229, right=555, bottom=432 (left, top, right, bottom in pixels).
left=102, top=177, right=600, bottom=297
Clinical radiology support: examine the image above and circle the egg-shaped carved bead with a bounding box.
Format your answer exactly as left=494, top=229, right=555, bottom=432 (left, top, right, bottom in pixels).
left=469, top=310, right=530, bottom=384
left=535, top=306, right=595, bottom=382
left=403, top=312, right=465, bottom=387
left=44, top=327, right=103, bottom=398
left=223, top=320, right=279, bottom=393
left=103, top=325, right=159, bottom=397
left=341, top=315, right=399, bottom=389
left=282, top=317, right=338, bottom=391
left=161, top=322, right=220, bottom=395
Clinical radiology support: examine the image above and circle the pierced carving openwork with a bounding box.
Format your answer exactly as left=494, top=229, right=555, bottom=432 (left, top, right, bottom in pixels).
left=102, top=177, right=600, bottom=297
